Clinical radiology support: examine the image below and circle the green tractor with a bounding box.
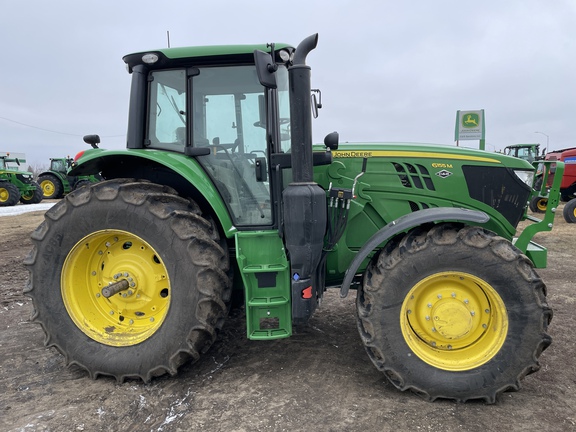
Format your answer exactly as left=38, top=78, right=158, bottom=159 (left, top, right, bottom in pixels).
left=0, top=155, right=43, bottom=206
left=37, top=157, right=101, bottom=199
left=25, top=34, right=564, bottom=403
left=502, top=143, right=544, bottom=163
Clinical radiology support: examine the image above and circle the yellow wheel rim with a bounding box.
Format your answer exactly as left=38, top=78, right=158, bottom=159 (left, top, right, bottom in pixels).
left=40, top=179, right=55, bottom=197
left=0, top=187, right=8, bottom=203
left=536, top=198, right=548, bottom=212
left=62, top=230, right=170, bottom=346
left=401, top=272, right=508, bottom=371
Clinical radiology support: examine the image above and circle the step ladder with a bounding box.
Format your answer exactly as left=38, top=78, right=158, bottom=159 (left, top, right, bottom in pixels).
left=235, top=231, right=292, bottom=340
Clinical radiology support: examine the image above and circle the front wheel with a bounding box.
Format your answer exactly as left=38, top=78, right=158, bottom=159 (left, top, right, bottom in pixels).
left=356, top=223, right=552, bottom=403
left=529, top=195, right=547, bottom=213
left=24, top=179, right=231, bottom=382
left=20, top=181, right=43, bottom=204
left=563, top=199, right=576, bottom=223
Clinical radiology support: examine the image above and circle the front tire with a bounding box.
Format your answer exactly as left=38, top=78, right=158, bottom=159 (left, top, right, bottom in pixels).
left=529, top=195, right=547, bottom=213
left=356, top=223, right=552, bottom=403
left=24, top=179, right=231, bottom=382
left=563, top=199, right=576, bottom=223
left=20, top=181, right=44, bottom=204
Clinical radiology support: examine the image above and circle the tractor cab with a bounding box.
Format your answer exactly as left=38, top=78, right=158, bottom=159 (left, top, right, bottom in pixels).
left=503, top=143, right=543, bottom=162
left=143, top=64, right=293, bottom=226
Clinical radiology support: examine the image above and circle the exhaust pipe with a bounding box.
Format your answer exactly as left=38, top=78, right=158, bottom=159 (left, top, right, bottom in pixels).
left=288, top=33, right=318, bottom=183
left=284, top=33, right=326, bottom=323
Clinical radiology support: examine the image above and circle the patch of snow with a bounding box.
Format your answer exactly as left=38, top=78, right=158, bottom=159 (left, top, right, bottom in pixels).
left=0, top=202, right=56, bottom=217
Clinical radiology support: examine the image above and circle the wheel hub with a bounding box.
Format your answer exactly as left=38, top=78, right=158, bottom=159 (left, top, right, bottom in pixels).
left=401, top=272, right=508, bottom=371
left=432, top=302, right=472, bottom=339
left=62, top=229, right=170, bottom=346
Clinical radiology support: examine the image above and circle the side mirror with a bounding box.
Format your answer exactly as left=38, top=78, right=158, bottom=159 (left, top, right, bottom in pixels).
left=83, top=134, right=101, bottom=149
left=254, top=50, right=277, bottom=89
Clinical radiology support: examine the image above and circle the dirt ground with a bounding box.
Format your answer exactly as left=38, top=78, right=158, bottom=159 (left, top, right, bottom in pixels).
left=1, top=201, right=575, bottom=432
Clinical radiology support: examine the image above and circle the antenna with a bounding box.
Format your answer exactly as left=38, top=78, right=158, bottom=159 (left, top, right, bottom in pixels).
left=167, top=31, right=171, bottom=48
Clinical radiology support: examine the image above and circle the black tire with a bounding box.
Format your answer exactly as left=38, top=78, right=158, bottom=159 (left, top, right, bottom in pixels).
left=533, top=176, right=543, bottom=192
left=19, top=181, right=44, bottom=204
left=38, top=174, right=64, bottom=199
left=0, top=182, right=21, bottom=206
left=24, top=179, right=232, bottom=382
left=563, top=199, right=576, bottom=223
left=356, top=223, right=552, bottom=403
left=529, top=195, right=547, bottom=213
left=73, top=179, right=93, bottom=191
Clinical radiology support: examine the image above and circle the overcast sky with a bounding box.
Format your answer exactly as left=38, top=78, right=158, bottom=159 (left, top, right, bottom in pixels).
left=1, top=0, right=574, bottom=167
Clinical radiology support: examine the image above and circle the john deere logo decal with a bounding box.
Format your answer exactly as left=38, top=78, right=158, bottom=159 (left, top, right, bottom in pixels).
left=435, top=169, right=453, bottom=179
left=462, top=113, right=479, bottom=128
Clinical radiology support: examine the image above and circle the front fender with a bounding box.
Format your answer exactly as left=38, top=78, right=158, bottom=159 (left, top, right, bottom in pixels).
left=339, top=207, right=489, bottom=297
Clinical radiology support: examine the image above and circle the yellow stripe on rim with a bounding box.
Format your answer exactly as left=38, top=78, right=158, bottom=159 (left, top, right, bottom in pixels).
left=400, top=271, right=508, bottom=371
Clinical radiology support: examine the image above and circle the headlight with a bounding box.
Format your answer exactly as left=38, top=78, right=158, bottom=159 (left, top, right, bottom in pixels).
left=513, top=170, right=534, bottom=188
left=278, top=49, right=291, bottom=63
left=142, top=53, right=159, bottom=64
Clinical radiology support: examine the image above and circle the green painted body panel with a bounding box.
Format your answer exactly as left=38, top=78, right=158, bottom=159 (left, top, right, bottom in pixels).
left=311, top=142, right=538, bottom=283
left=145, top=43, right=292, bottom=60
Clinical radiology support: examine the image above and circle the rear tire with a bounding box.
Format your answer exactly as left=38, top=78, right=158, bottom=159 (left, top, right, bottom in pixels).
left=24, top=179, right=231, bottom=382
left=356, top=223, right=552, bottom=403
left=73, top=179, right=93, bottom=191
left=38, top=174, right=64, bottom=199
left=0, top=182, right=21, bottom=206
left=563, top=199, right=576, bottom=223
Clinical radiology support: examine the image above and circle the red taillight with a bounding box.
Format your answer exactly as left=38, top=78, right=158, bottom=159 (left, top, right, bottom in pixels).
left=301, top=286, right=313, bottom=299
left=74, top=150, right=85, bottom=162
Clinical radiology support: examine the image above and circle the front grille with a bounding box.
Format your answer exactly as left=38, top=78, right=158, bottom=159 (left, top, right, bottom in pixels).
left=463, top=165, right=530, bottom=227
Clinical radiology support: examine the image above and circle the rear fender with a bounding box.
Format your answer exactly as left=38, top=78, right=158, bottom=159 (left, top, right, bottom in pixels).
left=70, top=149, right=236, bottom=237
left=38, top=170, right=67, bottom=183
left=339, top=208, right=489, bottom=297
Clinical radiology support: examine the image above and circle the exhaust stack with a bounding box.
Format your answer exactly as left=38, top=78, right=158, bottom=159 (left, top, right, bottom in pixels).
left=283, top=33, right=326, bottom=323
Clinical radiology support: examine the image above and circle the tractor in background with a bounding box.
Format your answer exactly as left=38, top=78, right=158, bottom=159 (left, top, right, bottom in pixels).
left=25, top=34, right=564, bottom=403
left=529, top=147, right=576, bottom=222
left=502, top=143, right=544, bottom=163
left=0, top=154, right=43, bottom=206
left=37, top=157, right=101, bottom=199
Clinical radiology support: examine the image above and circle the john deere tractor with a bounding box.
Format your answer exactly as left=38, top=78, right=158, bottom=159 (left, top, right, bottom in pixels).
left=529, top=147, right=576, bottom=222
left=0, top=155, right=43, bottom=206
left=37, top=157, right=101, bottom=199
left=502, top=143, right=544, bottom=163
left=25, top=34, right=564, bottom=403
